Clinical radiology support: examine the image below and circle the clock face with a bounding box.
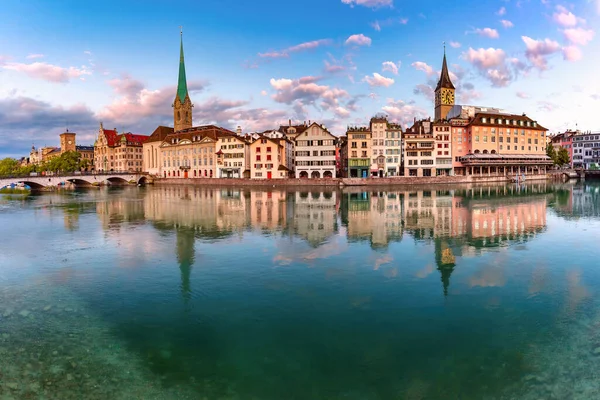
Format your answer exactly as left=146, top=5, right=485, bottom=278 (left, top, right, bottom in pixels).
left=68, top=140, right=72, bottom=145
left=443, top=90, right=454, bottom=105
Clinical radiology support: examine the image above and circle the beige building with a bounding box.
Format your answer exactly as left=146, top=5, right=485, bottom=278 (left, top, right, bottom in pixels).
left=370, top=116, right=387, bottom=177
left=250, top=136, right=292, bottom=179
left=294, top=122, right=337, bottom=179
left=343, top=127, right=372, bottom=178
left=385, top=122, right=403, bottom=176
left=94, top=124, right=148, bottom=172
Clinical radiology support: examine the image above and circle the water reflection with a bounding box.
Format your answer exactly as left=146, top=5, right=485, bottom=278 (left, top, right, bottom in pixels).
left=5, top=181, right=600, bottom=399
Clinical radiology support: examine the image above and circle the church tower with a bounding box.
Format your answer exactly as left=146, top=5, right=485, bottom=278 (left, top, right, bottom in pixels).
left=173, top=30, right=193, bottom=132
left=434, top=48, right=455, bottom=121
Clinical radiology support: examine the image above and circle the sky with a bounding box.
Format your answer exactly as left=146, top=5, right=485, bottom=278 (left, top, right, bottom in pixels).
left=0, top=0, right=599, bottom=158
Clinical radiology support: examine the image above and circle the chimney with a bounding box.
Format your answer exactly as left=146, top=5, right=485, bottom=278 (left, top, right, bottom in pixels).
left=289, top=119, right=291, bottom=126
left=309, top=120, right=311, bottom=125
left=236, top=126, right=242, bottom=135
left=304, top=120, right=306, bottom=126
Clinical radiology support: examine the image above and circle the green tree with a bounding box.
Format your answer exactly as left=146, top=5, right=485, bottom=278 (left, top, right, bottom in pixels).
left=546, top=143, right=557, bottom=165
left=0, top=158, right=20, bottom=176
left=556, top=147, right=570, bottom=167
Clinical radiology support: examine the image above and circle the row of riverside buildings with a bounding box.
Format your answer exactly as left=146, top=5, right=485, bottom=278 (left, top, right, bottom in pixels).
left=549, top=130, right=600, bottom=169
left=23, top=34, right=568, bottom=179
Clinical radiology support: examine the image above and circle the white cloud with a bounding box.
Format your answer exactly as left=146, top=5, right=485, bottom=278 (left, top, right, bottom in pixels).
left=341, top=0, right=393, bottom=8
left=260, top=90, right=268, bottom=96
left=345, top=34, right=372, bottom=46
left=411, top=61, right=435, bottom=76
left=364, top=73, right=394, bottom=87
left=522, top=36, right=561, bottom=70
left=382, top=61, right=399, bottom=75
left=2, top=62, right=92, bottom=83
left=463, top=47, right=512, bottom=86
left=449, top=41, right=461, bottom=48
left=563, top=28, right=595, bottom=46
left=371, top=21, right=381, bottom=31
left=500, top=20, right=514, bottom=28
left=497, top=6, right=506, bottom=16
left=26, top=54, right=44, bottom=59
left=516, top=91, right=530, bottom=99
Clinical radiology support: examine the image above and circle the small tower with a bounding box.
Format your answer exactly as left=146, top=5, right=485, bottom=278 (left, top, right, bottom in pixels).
left=173, top=28, right=193, bottom=132
left=60, top=131, right=77, bottom=153
left=434, top=45, right=455, bottom=121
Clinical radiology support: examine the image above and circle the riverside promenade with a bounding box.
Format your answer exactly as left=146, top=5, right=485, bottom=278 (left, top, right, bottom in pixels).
left=154, top=173, right=550, bottom=187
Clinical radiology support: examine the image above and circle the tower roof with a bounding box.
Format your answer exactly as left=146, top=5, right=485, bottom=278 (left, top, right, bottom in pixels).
left=435, top=52, right=455, bottom=91
left=176, top=31, right=189, bottom=103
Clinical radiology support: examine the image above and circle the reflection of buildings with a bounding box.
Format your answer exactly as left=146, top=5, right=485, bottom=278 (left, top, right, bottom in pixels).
left=176, top=228, right=195, bottom=305
left=342, top=190, right=404, bottom=248
left=96, top=190, right=146, bottom=229
left=249, top=190, right=288, bottom=230
left=293, top=191, right=339, bottom=246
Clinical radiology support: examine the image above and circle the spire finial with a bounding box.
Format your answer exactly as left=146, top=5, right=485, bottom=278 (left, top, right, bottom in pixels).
left=180, top=25, right=183, bottom=36
left=443, top=41, right=446, bottom=55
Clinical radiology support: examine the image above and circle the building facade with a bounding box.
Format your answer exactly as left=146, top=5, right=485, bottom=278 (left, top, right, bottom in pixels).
left=370, top=116, right=387, bottom=177
left=250, top=136, right=291, bottom=179
left=216, top=134, right=250, bottom=178
left=294, top=122, right=337, bottom=179
left=404, top=119, right=435, bottom=177
left=572, top=132, right=600, bottom=169
left=344, top=127, right=371, bottom=178
left=94, top=124, right=148, bottom=172
left=385, top=122, right=403, bottom=176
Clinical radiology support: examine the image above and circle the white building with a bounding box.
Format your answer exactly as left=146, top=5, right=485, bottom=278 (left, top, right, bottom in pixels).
left=216, top=134, right=250, bottom=178
left=385, top=123, right=403, bottom=176
left=294, top=122, right=337, bottom=179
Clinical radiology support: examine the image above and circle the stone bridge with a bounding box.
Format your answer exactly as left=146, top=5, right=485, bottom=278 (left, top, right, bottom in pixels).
left=0, top=173, right=151, bottom=189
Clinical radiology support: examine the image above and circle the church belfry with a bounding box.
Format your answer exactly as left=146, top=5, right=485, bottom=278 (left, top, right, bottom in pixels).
left=173, top=29, right=193, bottom=132
left=434, top=47, right=455, bottom=121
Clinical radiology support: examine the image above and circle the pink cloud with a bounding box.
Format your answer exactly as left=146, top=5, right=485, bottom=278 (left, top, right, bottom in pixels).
left=2, top=62, right=91, bottom=83
left=562, top=45, right=583, bottom=61
left=497, top=6, right=506, bottom=16
left=25, top=54, right=44, bottom=59
left=382, top=98, right=428, bottom=126
left=516, top=91, right=530, bottom=99
left=463, top=47, right=512, bottom=86
left=411, top=61, right=435, bottom=76
left=500, top=20, right=514, bottom=28
left=258, top=39, right=332, bottom=59
left=552, top=5, right=580, bottom=27
left=341, top=0, right=393, bottom=8
left=345, top=34, right=372, bottom=46
left=563, top=28, right=595, bottom=46
left=522, top=36, right=561, bottom=70
left=364, top=73, right=394, bottom=87
left=449, top=41, right=461, bottom=48
left=324, top=61, right=345, bottom=73
left=473, top=27, right=500, bottom=39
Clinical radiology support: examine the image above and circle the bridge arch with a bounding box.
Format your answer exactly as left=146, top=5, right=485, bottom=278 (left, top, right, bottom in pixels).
left=106, top=176, right=129, bottom=186
left=66, top=178, right=94, bottom=187
left=15, top=181, right=46, bottom=189
left=138, top=176, right=149, bottom=186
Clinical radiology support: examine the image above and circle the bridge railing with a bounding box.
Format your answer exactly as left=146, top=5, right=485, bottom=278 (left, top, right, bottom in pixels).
left=0, top=171, right=145, bottom=180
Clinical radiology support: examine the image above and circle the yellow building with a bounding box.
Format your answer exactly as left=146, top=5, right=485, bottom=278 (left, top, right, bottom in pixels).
left=249, top=136, right=291, bottom=179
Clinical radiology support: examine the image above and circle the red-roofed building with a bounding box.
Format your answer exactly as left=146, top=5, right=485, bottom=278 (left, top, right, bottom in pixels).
left=94, top=123, right=149, bottom=172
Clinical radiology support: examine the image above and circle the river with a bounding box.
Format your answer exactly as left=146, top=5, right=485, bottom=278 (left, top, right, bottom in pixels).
left=1, top=182, right=599, bottom=399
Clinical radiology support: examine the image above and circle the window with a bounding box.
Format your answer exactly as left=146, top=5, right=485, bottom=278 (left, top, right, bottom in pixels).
left=267, top=147, right=272, bottom=152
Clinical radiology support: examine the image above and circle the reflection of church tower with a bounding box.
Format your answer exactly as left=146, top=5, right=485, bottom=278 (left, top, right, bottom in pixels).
left=434, top=238, right=456, bottom=296
left=176, top=228, right=196, bottom=305
left=173, top=29, right=193, bottom=132
left=434, top=47, right=455, bottom=122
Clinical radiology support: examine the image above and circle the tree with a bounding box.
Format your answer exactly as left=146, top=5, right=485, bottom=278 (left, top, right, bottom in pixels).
left=556, top=147, right=570, bottom=168
left=0, top=158, right=20, bottom=176
left=546, top=143, right=557, bottom=165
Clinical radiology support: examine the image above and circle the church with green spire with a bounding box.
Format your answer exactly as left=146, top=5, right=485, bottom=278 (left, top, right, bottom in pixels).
left=173, top=30, right=193, bottom=132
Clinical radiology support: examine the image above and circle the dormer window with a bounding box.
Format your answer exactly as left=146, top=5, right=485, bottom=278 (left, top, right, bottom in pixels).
left=482, top=117, right=487, bottom=123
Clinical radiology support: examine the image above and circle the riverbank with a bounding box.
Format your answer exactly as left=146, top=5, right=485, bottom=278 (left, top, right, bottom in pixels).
left=154, top=174, right=550, bottom=187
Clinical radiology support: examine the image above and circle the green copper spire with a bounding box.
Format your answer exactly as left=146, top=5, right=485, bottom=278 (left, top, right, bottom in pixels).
left=176, top=28, right=188, bottom=103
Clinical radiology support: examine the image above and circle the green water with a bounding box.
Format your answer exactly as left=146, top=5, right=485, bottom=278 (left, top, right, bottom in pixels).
left=1, top=182, right=600, bottom=399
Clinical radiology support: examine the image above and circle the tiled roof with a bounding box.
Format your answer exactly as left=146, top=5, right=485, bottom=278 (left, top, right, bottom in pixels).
left=103, top=129, right=118, bottom=146
left=121, top=133, right=149, bottom=146
left=468, top=113, right=547, bottom=131
left=76, top=145, right=94, bottom=152
left=147, top=126, right=174, bottom=143
left=163, top=125, right=236, bottom=144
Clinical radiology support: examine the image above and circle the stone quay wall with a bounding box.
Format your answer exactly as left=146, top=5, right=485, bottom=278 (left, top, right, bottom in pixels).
left=154, top=174, right=549, bottom=187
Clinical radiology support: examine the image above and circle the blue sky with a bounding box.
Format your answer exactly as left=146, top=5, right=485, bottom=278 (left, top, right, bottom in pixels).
left=0, top=0, right=599, bottom=157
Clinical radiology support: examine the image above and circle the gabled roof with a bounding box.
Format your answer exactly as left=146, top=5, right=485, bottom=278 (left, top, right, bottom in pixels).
left=121, top=133, right=149, bottom=146
left=162, top=125, right=234, bottom=145
left=468, top=112, right=547, bottom=131
left=102, top=129, right=118, bottom=146
left=296, top=122, right=336, bottom=139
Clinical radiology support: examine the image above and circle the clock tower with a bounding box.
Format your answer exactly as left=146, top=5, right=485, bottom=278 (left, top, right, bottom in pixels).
left=60, top=131, right=76, bottom=153
left=173, top=29, right=193, bottom=132
left=434, top=49, right=455, bottom=121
